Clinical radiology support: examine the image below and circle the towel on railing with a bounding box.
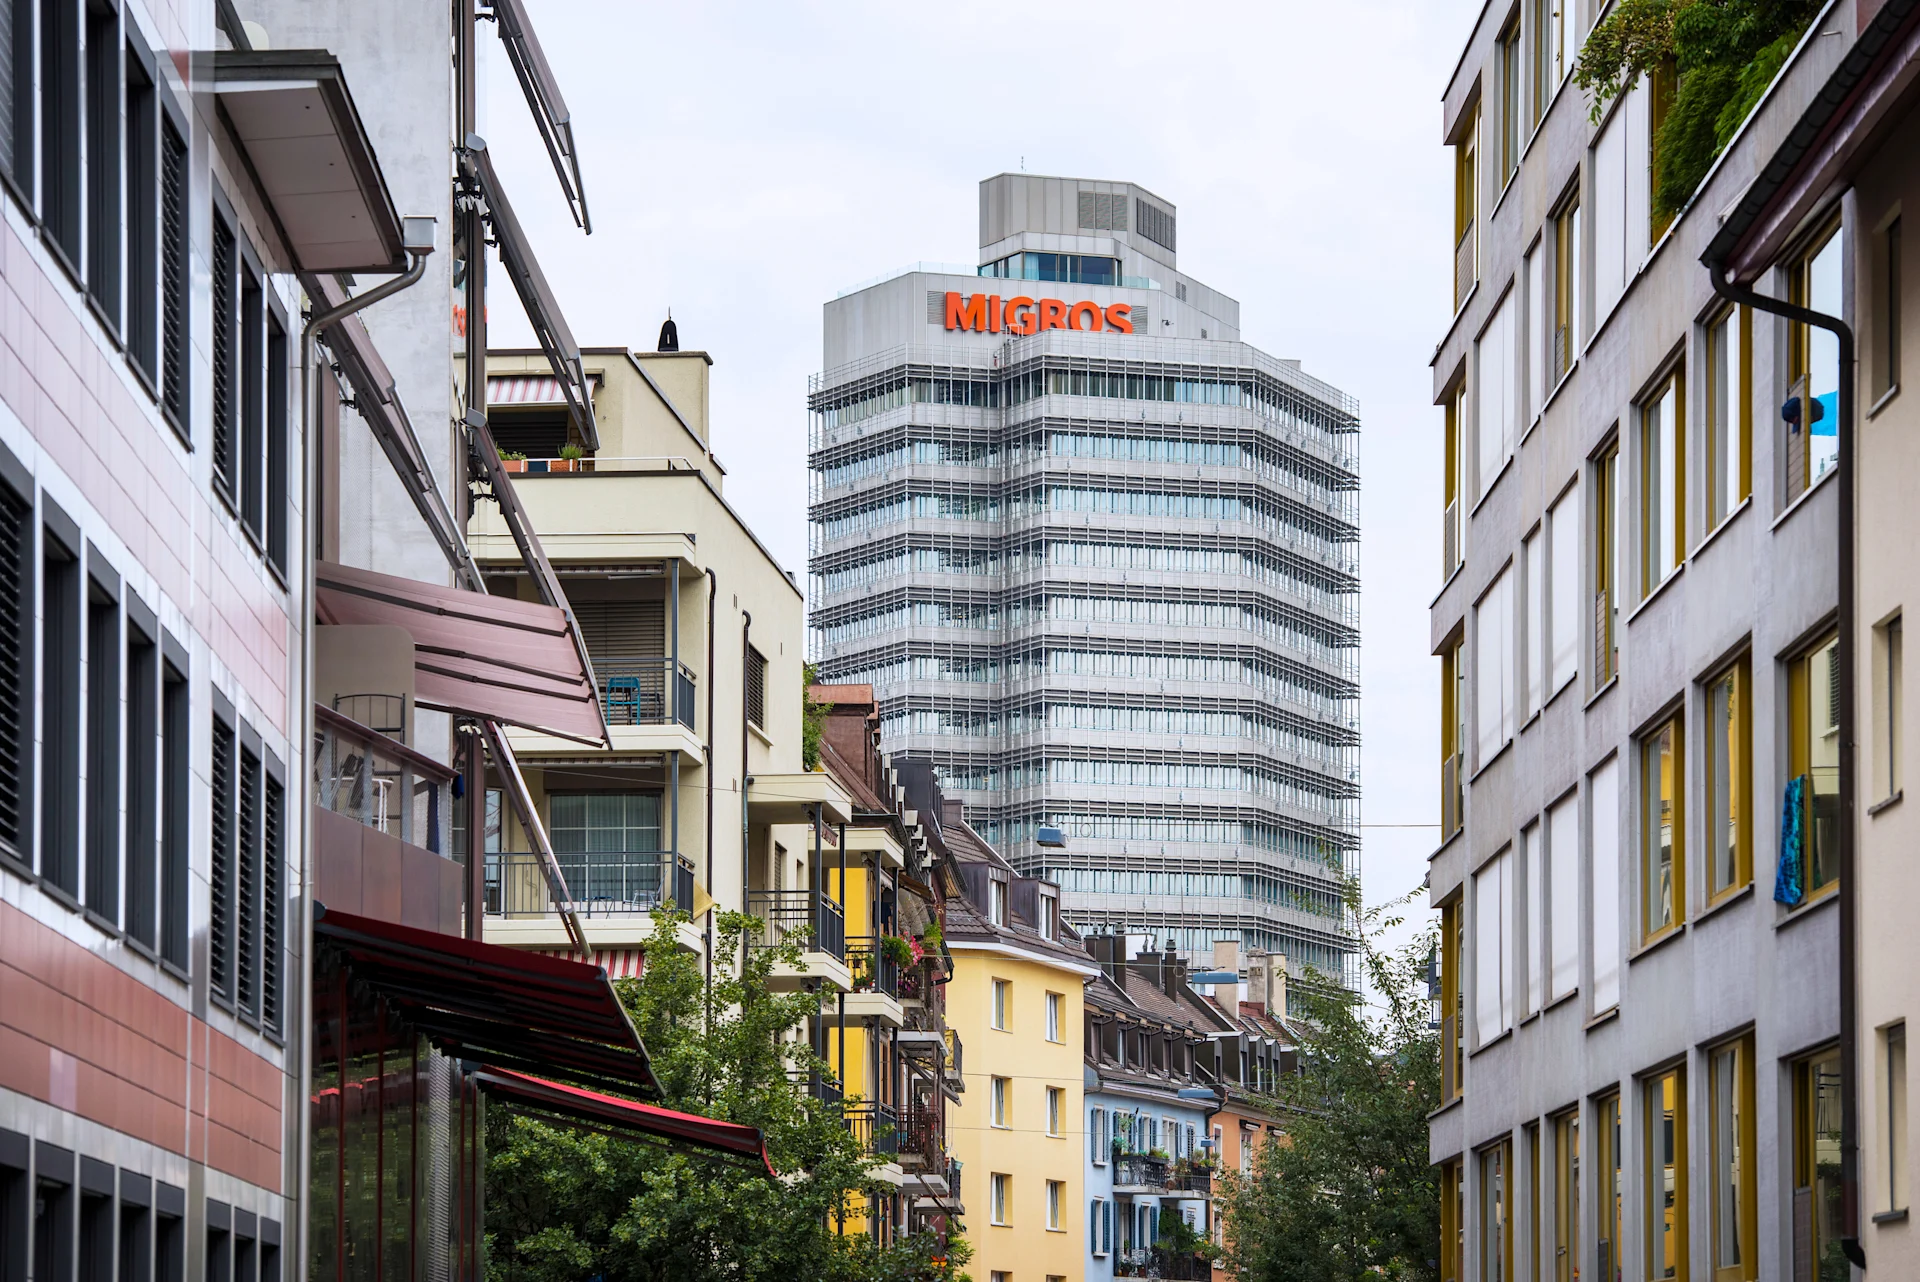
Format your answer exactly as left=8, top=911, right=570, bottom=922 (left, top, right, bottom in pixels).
left=1775, top=774, right=1807, bottom=906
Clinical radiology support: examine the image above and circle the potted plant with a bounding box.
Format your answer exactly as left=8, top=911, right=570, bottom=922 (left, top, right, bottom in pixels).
left=499, top=450, right=527, bottom=473
left=553, top=442, right=584, bottom=473
left=881, top=934, right=915, bottom=969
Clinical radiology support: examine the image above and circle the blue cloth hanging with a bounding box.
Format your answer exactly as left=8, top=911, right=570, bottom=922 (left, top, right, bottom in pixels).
left=1775, top=774, right=1807, bottom=905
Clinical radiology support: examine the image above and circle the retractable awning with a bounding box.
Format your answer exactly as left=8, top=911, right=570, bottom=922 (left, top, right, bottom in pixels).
left=485, top=0, right=590, bottom=232
left=213, top=51, right=406, bottom=273
left=313, top=906, right=658, bottom=1096
left=459, top=138, right=599, bottom=448
left=487, top=373, right=601, bottom=406
left=317, top=560, right=607, bottom=747
left=472, top=1067, right=774, bottom=1178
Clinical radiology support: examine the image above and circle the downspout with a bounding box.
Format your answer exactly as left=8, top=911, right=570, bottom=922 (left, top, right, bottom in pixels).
left=741, top=610, right=752, bottom=974
left=704, top=568, right=718, bottom=1011
left=1707, top=257, right=1863, bottom=1271
left=297, top=229, right=433, bottom=1282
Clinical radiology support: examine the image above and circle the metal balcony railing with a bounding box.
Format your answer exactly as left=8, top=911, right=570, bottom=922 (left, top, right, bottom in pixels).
left=1172, top=1167, right=1213, bottom=1195
left=847, top=935, right=902, bottom=997
left=898, top=1093, right=943, bottom=1167
left=1118, top=1250, right=1211, bottom=1280
left=746, top=889, right=846, bottom=960
left=1113, top=1152, right=1170, bottom=1191
left=313, top=705, right=453, bottom=854
left=1454, top=224, right=1477, bottom=312
left=486, top=851, right=692, bottom=916
left=943, top=1028, right=964, bottom=1092
left=843, top=1100, right=899, bottom=1158
left=595, top=657, right=696, bottom=729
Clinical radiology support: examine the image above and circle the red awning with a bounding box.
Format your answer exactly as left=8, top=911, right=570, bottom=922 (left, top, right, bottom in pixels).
left=313, top=905, right=657, bottom=1096
left=472, top=1066, right=775, bottom=1178
left=316, top=560, right=606, bottom=746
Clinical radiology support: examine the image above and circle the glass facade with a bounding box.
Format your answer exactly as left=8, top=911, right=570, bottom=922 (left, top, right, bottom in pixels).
left=809, top=315, right=1360, bottom=982
left=979, top=252, right=1121, bottom=285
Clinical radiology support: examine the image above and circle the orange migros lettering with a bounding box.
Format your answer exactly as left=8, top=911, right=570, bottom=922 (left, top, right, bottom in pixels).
left=941, top=292, right=1135, bottom=335
left=1005, top=296, right=1037, bottom=336
left=944, top=292, right=988, bottom=331
left=1104, top=303, right=1133, bottom=334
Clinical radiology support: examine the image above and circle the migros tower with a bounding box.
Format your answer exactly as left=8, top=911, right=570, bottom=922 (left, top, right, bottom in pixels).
left=807, top=174, right=1360, bottom=989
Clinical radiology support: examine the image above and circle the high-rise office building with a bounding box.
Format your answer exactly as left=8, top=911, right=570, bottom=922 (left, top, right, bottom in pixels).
left=808, top=175, right=1360, bottom=981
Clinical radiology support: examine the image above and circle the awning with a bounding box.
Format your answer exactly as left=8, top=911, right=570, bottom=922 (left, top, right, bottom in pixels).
left=212, top=51, right=405, bottom=273
left=538, top=948, right=644, bottom=978
left=316, top=560, right=607, bottom=746
left=459, top=138, right=599, bottom=449
left=472, top=1067, right=773, bottom=1178
left=313, top=905, right=659, bottom=1097
left=485, top=0, right=590, bottom=233
left=487, top=373, right=601, bottom=407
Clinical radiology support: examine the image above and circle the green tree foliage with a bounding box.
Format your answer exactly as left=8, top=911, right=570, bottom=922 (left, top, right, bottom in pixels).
left=802, top=662, right=828, bottom=771
left=486, top=909, right=971, bottom=1282
left=1215, top=887, right=1440, bottom=1282
left=1575, top=0, right=1820, bottom=223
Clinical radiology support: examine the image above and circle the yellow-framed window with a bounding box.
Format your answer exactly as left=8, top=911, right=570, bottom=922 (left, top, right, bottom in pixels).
left=1552, top=196, right=1582, bottom=384
left=1705, top=306, right=1753, bottom=531
left=1530, top=0, right=1565, bottom=128
left=1640, top=715, right=1684, bottom=941
left=1593, top=441, right=1621, bottom=686
left=1646, top=1067, right=1688, bottom=1281
left=1480, top=1139, right=1513, bottom=1282
left=1640, top=369, right=1684, bottom=596
left=1649, top=58, right=1680, bottom=241
left=1704, top=657, right=1753, bottom=904
left=1442, top=897, right=1465, bottom=1101
left=1597, top=1093, right=1623, bottom=1282
left=1499, top=19, right=1521, bottom=184
left=1793, top=1046, right=1845, bottom=1278
left=1708, top=1035, right=1757, bottom=1282
left=1553, top=1109, right=1581, bottom=1282
left=1443, top=636, right=1467, bottom=837
left=1788, top=632, right=1842, bottom=900
left=1443, top=1158, right=1466, bottom=1282
left=1786, top=221, right=1844, bottom=501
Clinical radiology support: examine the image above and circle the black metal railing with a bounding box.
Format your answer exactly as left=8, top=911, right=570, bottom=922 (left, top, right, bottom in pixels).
left=672, top=853, right=695, bottom=914
left=746, top=889, right=845, bottom=960
left=898, top=1094, right=942, bottom=1167
left=1173, top=1167, right=1213, bottom=1196
left=1118, top=1250, right=1210, bottom=1280
left=807, top=1072, right=843, bottom=1107
left=1113, top=1153, right=1170, bottom=1191
left=844, top=1101, right=898, bottom=1158
left=486, top=850, right=680, bottom=916
left=847, top=935, right=902, bottom=997
left=595, top=657, right=696, bottom=729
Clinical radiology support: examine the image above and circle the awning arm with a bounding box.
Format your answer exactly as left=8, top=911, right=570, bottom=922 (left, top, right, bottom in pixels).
left=484, top=718, right=592, bottom=959
left=458, top=137, right=599, bottom=449
left=483, top=0, right=590, bottom=233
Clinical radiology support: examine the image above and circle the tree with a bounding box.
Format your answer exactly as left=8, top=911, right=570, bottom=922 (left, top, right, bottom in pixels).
left=1215, top=886, right=1440, bottom=1282
left=485, top=909, right=970, bottom=1282
left=802, top=661, right=828, bottom=771
left=1574, top=0, right=1820, bottom=224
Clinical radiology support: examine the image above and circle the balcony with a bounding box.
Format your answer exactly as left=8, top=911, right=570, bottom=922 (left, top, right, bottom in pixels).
left=844, top=935, right=907, bottom=1024
left=896, top=1091, right=944, bottom=1170
left=843, top=1100, right=899, bottom=1161
left=1112, top=1152, right=1171, bottom=1194
left=486, top=850, right=694, bottom=917
left=597, top=657, right=696, bottom=730
left=1118, top=1249, right=1210, bottom=1280
left=1171, top=1165, right=1213, bottom=1196
left=313, top=704, right=452, bottom=853
left=748, top=889, right=850, bottom=991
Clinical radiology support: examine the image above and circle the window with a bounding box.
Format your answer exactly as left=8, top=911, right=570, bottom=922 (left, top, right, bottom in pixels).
left=548, top=793, right=663, bottom=856
left=1875, top=215, right=1902, bottom=401
left=0, top=472, right=29, bottom=870
left=160, top=657, right=189, bottom=971
left=33, top=1144, right=74, bottom=1282
left=1478, top=289, right=1518, bottom=499
left=210, top=715, right=235, bottom=1006
left=1592, top=81, right=1651, bottom=319
left=1473, top=847, right=1513, bottom=1045
left=1708, top=1035, right=1756, bottom=1280
left=1046, top=1179, right=1062, bottom=1231
left=745, top=644, right=767, bottom=728
left=262, top=767, right=284, bottom=1035
left=1884, top=1023, right=1908, bottom=1215
left=237, top=745, right=263, bottom=1021
left=118, top=1177, right=151, bottom=1282
left=1092, top=1107, right=1108, bottom=1163
left=992, top=978, right=1010, bottom=1030
left=1553, top=1110, right=1580, bottom=1282
left=240, top=266, right=266, bottom=539
left=1480, top=1141, right=1510, bottom=1282
left=1046, top=1086, right=1061, bottom=1136
left=79, top=1162, right=111, bottom=1282
left=1443, top=636, right=1466, bottom=837
left=84, top=579, right=119, bottom=923
left=160, top=117, right=189, bottom=432
left=990, top=1076, right=1009, bottom=1128
left=1786, top=224, right=1843, bottom=501
left=1445, top=380, right=1467, bottom=579
left=989, top=876, right=1008, bottom=925
left=1787, top=632, right=1841, bottom=902
left=84, top=1, right=120, bottom=328
left=1499, top=20, right=1521, bottom=185
left=211, top=206, right=238, bottom=502
left=1038, top=887, right=1058, bottom=938
left=1526, top=244, right=1547, bottom=423
left=1705, top=658, right=1752, bottom=903
left=41, top=526, right=80, bottom=898
left=1046, top=991, right=1061, bottom=1042
left=1594, top=441, right=1622, bottom=686
left=1442, top=1159, right=1464, bottom=1282
left=1793, top=1046, right=1844, bottom=1277
left=126, top=41, right=158, bottom=382
left=1476, top=565, right=1514, bottom=765
left=1549, top=487, right=1579, bottom=693
left=1705, top=307, right=1752, bottom=531
left=990, top=1173, right=1009, bottom=1226
left=1645, top=1067, right=1687, bottom=1280
left=1524, top=527, right=1544, bottom=717
left=1531, top=0, right=1567, bottom=127
left=125, top=617, right=158, bottom=949
left=0, top=0, right=29, bottom=194
left=1522, top=822, right=1543, bottom=1015
left=1648, top=58, right=1679, bottom=243
left=1454, top=106, right=1479, bottom=311
left=1640, top=370, right=1683, bottom=595
left=1597, top=1094, right=1623, bottom=1282
left=1547, top=793, right=1578, bottom=1002
left=1090, top=1196, right=1108, bottom=1254
left=41, top=0, right=80, bottom=268
left=1590, top=758, right=1621, bottom=1013
left=1442, top=897, right=1464, bottom=1100
left=1875, top=614, right=1902, bottom=802
left=155, top=1189, right=183, bottom=1282
left=1639, top=716, right=1682, bottom=942
left=1552, top=196, right=1582, bottom=384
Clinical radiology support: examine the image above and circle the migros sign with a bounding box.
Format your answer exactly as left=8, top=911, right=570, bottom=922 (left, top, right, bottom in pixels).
left=941, top=291, right=1133, bottom=336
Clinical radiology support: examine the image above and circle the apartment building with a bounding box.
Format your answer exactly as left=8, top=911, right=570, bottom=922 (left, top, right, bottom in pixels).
left=1431, top=3, right=1870, bottom=1280
left=809, top=174, right=1362, bottom=979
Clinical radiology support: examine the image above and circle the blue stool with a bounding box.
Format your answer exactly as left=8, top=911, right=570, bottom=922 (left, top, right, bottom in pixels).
left=605, top=675, right=640, bottom=724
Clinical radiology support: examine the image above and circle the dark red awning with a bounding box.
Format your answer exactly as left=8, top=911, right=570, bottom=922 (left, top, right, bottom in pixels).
left=472, top=1066, right=775, bottom=1179
left=313, top=905, right=657, bottom=1097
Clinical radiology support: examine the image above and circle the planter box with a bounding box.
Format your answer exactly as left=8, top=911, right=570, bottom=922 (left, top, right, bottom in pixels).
left=501, top=458, right=527, bottom=473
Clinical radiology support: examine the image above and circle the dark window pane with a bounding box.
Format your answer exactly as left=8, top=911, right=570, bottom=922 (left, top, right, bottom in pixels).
left=40, top=537, right=79, bottom=896
left=266, top=316, right=288, bottom=570
left=41, top=0, right=81, bottom=266
left=125, top=46, right=157, bottom=380
left=209, top=716, right=234, bottom=1003
left=159, top=660, right=188, bottom=969
left=160, top=121, right=187, bottom=432
left=211, top=213, right=236, bottom=500
left=237, top=745, right=259, bottom=1019
left=84, top=4, right=120, bottom=326
left=126, top=621, right=157, bottom=947
left=84, top=585, right=119, bottom=922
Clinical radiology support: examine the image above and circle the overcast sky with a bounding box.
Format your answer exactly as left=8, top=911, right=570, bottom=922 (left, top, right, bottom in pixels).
left=481, top=0, right=1473, bottom=966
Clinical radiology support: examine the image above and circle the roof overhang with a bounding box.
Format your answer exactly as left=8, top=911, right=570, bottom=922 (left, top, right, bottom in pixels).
left=317, top=560, right=608, bottom=747
left=213, top=51, right=406, bottom=273
left=472, top=1067, right=773, bottom=1177
left=747, top=772, right=854, bottom=827
left=313, top=905, right=658, bottom=1096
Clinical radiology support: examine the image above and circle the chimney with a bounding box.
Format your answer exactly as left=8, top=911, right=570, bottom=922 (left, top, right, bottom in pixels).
left=1088, top=933, right=1126, bottom=988
left=941, top=798, right=965, bottom=826
left=1212, top=939, right=1241, bottom=976
left=1246, top=951, right=1268, bottom=1015
left=1268, top=954, right=1288, bottom=1020
left=657, top=313, right=680, bottom=351
left=1162, top=950, right=1187, bottom=999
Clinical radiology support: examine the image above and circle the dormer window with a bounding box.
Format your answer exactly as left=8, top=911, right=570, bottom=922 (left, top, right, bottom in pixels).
left=1038, top=887, right=1059, bottom=938
left=989, top=875, right=1009, bottom=926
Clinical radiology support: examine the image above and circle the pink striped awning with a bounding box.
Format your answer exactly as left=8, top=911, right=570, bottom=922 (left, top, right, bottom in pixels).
left=538, top=948, right=644, bottom=978
left=488, top=373, right=599, bottom=406
left=316, top=560, right=606, bottom=746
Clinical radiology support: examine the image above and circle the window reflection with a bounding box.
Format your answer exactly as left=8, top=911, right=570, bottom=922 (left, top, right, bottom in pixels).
left=979, top=252, right=1121, bottom=286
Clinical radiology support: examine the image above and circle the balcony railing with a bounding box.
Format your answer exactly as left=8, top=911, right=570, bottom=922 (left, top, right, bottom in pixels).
left=1441, top=753, right=1462, bottom=840
left=847, top=935, right=902, bottom=997
left=313, top=704, right=453, bottom=854
left=486, top=850, right=693, bottom=916
left=843, top=1100, right=898, bottom=1159
left=1442, top=498, right=1460, bottom=580
left=596, top=657, right=696, bottom=730
left=1113, top=1152, right=1170, bottom=1192
left=1454, top=224, right=1477, bottom=312
left=897, top=1093, right=943, bottom=1167
left=1118, top=1250, right=1210, bottom=1280
left=746, top=889, right=845, bottom=960
left=1172, top=1167, right=1213, bottom=1196
left=943, top=1028, right=964, bottom=1092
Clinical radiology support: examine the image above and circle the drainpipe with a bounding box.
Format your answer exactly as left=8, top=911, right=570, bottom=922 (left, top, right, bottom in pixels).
left=297, top=221, right=434, bottom=1282
left=741, top=610, right=752, bottom=974
left=704, top=569, right=718, bottom=1010
left=1706, top=257, right=1863, bottom=1271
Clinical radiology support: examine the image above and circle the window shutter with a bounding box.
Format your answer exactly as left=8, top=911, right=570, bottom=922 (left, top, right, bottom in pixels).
left=210, top=215, right=236, bottom=499
left=0, top=481, right=27, bottom=854
left=1077, top=192, right=1095, bottom=229
left=262, top=772, right=283, bottom=1034
left=237, top=746, right=260, bottom=1020
left=927, top=290, right=945, bottom=325
left=1132, top=306, right=1148, bottom=332
left=209, top=718, right=234, bottom=1003
left=160, top=122, right=189, bottom=431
